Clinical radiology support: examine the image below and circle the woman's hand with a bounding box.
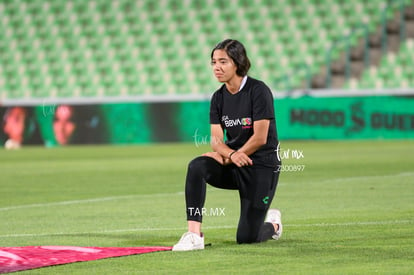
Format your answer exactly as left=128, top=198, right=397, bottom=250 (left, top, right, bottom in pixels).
left=202, top=152, right=224, bottom=165
left=202, top=151, right=253, bottom=167
left=229, top=151, right=253, bottom=167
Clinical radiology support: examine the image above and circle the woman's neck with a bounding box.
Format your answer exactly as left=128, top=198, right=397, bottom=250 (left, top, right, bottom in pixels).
left=225, top=75, right=244, bottom=94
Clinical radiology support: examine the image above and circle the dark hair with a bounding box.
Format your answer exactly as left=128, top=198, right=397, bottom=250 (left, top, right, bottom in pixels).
left=211, top=39, right=251, bottom=76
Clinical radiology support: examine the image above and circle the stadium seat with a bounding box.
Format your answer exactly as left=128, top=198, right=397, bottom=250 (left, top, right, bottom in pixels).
left=0, top=0, right=413, bottom=100
left=355, top=37, right=414, bottom=89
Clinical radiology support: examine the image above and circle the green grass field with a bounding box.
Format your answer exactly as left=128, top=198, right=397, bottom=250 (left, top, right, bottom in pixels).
left=1, top=140, right=413, bottom=274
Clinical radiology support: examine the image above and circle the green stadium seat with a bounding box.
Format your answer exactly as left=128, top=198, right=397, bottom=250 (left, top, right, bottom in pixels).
left=57, top=83, right=78, bottom=98
left=5, top=75, right=24, bottom=98
left=353, top=37, right=414, bottom=90
left=1, top=0, right=412, bottom=100
left=386, top=74, right=405, bottom=89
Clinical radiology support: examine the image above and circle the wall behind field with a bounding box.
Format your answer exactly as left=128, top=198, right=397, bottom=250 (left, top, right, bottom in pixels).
left=277, top=95, right=414, bottom=139
left=1, top=94, right=414, bottom=147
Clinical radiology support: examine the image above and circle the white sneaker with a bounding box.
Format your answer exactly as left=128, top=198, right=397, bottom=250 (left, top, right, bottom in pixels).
left=172, top=232, right=204, bottom=251
left=265, top=209, right=283, bottom=240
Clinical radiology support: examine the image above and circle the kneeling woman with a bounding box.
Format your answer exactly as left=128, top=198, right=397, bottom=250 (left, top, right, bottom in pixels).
left=173, top=39, right=282, bottom=251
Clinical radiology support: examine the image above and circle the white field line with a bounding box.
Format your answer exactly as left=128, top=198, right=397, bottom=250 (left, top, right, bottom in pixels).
left=1, top=171, right=413, bottom=212
left=319, top=171, right=414, bottom=184
left=0, top=192, right=185, bottom=212
left=0, top=220, right=412, bottom=239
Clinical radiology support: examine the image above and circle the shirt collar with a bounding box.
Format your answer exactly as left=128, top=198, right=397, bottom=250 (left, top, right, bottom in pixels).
left=239, top=76, right=248, bottom=92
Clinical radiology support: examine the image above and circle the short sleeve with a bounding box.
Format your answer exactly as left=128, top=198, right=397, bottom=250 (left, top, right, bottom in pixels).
left=209, top=91, right=221, bottom=124
left=252, top=83, right=274, bottom=121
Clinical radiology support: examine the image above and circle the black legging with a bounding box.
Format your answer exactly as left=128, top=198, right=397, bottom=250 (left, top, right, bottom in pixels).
left=185, top=156, right=279, bottom=243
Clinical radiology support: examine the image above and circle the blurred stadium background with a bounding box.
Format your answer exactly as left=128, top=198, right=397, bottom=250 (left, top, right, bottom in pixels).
left=1, top=2, right=413, bottom=273
left=1, top=0, right=414, bottom=146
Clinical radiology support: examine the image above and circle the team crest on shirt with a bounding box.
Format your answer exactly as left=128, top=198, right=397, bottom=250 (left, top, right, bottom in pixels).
left=241, top=117, right=252, bottom=129
left=242, top=118, right=252, bottom=126
left=222, top=116, right=252, bottom=129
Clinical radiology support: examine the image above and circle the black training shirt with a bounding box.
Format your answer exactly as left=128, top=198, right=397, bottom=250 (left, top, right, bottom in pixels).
left=210, top=76, right=279, bottom=167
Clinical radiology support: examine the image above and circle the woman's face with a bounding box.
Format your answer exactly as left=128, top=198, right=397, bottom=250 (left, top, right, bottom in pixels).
left=211, top=49, right=238, bottom=83
left=3, top=107, right=26, bottom=143
left=53, top=105, right=76, bottom=145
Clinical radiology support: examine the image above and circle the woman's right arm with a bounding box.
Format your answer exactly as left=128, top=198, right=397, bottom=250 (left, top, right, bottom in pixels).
left=210, top=124, right=234, bottom=160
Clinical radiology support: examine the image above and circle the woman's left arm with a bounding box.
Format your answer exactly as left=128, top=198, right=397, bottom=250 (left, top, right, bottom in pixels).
left=228, top=119, right=270, bottom=166
left=239, top=119, right=269, bottom=155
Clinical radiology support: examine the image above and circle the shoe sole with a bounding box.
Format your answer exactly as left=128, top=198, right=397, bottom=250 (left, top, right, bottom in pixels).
left=172, top=244, right=204, bottom=251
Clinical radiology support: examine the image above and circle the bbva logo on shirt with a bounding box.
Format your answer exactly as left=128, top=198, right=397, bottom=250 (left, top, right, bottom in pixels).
left=222, top=116, right=252, bottom=128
